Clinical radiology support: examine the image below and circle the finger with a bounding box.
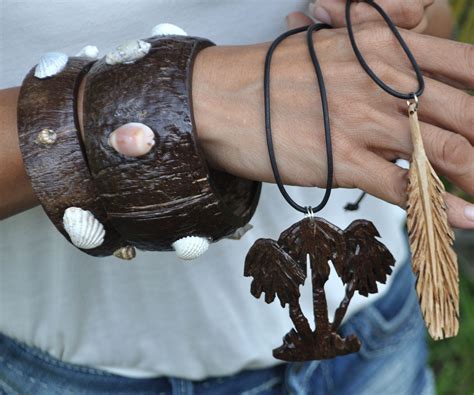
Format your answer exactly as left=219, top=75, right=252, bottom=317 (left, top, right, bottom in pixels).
left=377, top=119, right=474, bottom=195
left=412, top=14, right=428, bottom=33
left=351, top=152, right=474, bottom=229
left=349, top=152, right=409, bottom=207
left=402, top=30, right=474, bottom=90
left=445, top=193, right=474, bottom=229
left=415, top=77, right=474, bottom=145
left=309, top=0, right=429, bottom=30
left=364, top=118, right=473, bottom=196
left=286, top=12, right=313, bottom=30
left=419, top=122, right=474, bottom=197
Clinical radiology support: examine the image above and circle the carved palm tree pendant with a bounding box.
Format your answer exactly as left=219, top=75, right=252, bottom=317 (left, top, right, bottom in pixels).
left=244, top=217, right=395, bottom=361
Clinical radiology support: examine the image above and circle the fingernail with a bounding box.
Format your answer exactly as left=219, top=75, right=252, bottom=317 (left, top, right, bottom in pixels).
left=464, top=204, right=474, bottom=222
left=308, top=2, right=316, bottom=16
left=314, top=5, right=332, bottom=25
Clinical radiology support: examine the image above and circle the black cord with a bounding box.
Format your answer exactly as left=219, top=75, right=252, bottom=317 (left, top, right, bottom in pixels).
left=345, top=192, right=367, bottom=211
left=345, top=0, right=425, bottom=100
left=264, top=23, right=332, bottom=215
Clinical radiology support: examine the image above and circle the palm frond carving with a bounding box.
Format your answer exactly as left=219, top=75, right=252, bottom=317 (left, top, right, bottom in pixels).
left=244, top=217, right=395, bottom=361
left=341, top=220, right=395, bottom=295
left=245, top=239, right=306, bottom=307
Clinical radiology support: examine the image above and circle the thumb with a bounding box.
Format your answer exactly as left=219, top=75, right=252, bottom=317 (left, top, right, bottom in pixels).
left=286, top=12, right=313, bottom=30
left=309, top=0, right=432, bottom=30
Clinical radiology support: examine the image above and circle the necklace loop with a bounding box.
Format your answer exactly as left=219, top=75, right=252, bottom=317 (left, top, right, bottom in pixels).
left=264, top=23, right=333, bottom=215
left=345, top=0, right=425, bottom=100
left=407, top=94, right=419, bottom=111
left=305, top=206, right=315, bottom=220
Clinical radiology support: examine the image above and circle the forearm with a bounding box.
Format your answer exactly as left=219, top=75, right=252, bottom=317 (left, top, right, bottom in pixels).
left=3, top=43, right=269, bottom=221
left=0, top=87, right=38, bottom=219
left=1, top=44, right=265, bottom=221
left=2, top=26, right=473, bottom=229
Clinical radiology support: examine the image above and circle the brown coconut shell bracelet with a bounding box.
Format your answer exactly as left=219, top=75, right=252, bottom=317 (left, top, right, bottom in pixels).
left=82, top=35, right=261, bottom=257
left=17, top=56, right=127, bottom=257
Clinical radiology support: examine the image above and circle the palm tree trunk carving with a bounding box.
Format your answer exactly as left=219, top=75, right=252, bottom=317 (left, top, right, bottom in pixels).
left=289, top=302, right=312, bottom=339
left=244, top=217, right=395, bottom=362
left=332, top=279, right=356, bottom=332
left=313, top=272, right=330, bottom=336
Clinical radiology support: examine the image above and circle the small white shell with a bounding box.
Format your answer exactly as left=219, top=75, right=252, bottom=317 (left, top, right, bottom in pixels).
left=63, top=207, right=105, bottom=250
left=151, top=23, right=187, bottom=37
left=76, top=45, right=99, bottom=59
left=172, top=236, right=210, bottom=260
left=34, top=52, right=68, bottom=79
left=105, top=39, right=151, bottom=65
left=227, top=223, right=253, bottom=240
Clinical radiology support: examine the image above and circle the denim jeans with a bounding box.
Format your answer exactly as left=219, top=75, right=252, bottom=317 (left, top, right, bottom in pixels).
left=0, top=262, right=434, bottom=395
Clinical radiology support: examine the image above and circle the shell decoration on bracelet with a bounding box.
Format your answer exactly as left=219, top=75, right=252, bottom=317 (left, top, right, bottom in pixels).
left=151, top=23, right=187, bottom=37
left=76, top=45, right=99, bottom=59
left=34, top=52, right=68, bottom=79
left=113, top=245, right=137, bottom=261
left=105, top=39, right=151, bottom=65
left=108, top=122, right=156, bottom=157
left=63, top=207, right=105, bottom=250
left=227, top=223, right=253, bottom=240
left=172, top=236, right=210, bottom=260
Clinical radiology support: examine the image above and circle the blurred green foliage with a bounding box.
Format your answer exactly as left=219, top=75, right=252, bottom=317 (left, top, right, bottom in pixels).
left=430, top=3, right=473, bottom=394
left=429, top=264, right=474, bottom=394
left=451, top=0, right=474, bottom=44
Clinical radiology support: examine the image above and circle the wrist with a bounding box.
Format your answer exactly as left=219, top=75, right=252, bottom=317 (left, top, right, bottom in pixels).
left=192, top=43, right=268, bottom=176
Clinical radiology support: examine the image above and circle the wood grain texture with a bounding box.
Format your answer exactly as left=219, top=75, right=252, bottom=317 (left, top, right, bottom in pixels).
left=83, top=37, right=261, bottom=251
left=17, top=58, right=125, bottom=256
left=407, top=103, right=459, bottom=340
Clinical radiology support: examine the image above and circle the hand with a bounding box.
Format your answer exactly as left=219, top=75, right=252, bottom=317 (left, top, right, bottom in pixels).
left=192, top=21, right=474, bottom=228
left=308, top=0, right=434, bottom=32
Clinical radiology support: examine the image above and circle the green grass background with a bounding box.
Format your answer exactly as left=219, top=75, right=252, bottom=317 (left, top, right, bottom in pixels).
left=429, top=3, right=473, bottom=394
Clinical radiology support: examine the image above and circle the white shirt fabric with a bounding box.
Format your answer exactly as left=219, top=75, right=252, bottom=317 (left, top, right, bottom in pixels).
left=0, top=0, right=408, bottom=380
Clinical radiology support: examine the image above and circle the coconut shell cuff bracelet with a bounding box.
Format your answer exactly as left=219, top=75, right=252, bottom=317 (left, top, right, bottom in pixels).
left=17, top=28, right=261, bottom=260
left=82, top=35, right=261, bottom=256
left=17, top=56, right=126, bottom=257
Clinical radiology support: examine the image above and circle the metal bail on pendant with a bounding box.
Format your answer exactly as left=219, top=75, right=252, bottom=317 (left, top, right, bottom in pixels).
left=305, top=206, right=315, bottom=220
left=407, top=94, right=419, bottom=111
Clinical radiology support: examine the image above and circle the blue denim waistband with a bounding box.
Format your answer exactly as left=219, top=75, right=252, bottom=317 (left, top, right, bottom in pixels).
left=0, top=262, right=420, bottom=395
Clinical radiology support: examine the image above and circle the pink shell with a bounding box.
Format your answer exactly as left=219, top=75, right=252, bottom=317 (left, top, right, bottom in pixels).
left=108, top=122, right=155, bottom=157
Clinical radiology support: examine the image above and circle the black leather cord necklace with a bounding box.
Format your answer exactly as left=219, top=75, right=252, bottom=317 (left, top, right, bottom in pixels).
left=344, top=0, right=425, bottom=211
left=346, top=0, right=424, bottom=101
left=264, top=23, right=333, bottom=215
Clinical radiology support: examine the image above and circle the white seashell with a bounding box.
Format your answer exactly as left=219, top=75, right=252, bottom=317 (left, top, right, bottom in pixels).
left=172, top=236, right=210, bottom=260
left=105, top=39, right=151, bottom=65
left=113, top=245, right=136, bottom=260
left=34, top=52, right=68, bottom=79
left=76, top=45, right=99, bottom=59
left=63, top=207, right=105, bottom=250
left=227, top=223, right=253, bottom=240
left=151, top=23, right=187, bottom=37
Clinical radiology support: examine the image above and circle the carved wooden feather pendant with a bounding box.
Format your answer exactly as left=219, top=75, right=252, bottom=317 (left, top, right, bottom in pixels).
left=406, top=103, right=459, bottom=340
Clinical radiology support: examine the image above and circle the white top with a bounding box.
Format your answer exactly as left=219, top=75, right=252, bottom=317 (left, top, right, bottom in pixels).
left=0, top=0, right=408, bottom=380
